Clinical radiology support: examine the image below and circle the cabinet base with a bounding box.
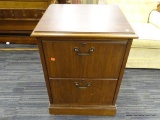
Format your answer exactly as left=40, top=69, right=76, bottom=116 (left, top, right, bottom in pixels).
left=49, top=104, right=116, bottom=116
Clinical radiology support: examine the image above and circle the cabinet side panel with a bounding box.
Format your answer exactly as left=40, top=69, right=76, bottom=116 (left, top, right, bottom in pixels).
left=112, top=39, right=133, bottom=104
left=37, top=39, right=53, bottom=104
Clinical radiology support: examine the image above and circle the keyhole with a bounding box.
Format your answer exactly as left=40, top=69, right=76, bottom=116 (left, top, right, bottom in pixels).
left=82, top=79, right=85, bottom=82
left=82, top=43, right=86, bottom=47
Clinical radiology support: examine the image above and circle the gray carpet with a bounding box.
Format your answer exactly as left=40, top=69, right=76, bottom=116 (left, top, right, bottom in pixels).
left=0, top=44, right=160, bottom=120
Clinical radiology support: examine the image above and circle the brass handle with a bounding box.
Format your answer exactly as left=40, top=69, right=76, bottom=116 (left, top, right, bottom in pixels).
left=74, top=82, right=92, bottom=89
left=73, top=47, right=95, bottom=56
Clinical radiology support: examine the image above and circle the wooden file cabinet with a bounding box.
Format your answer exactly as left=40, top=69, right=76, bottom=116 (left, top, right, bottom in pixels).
left=32, top=4, right=138, bottom=116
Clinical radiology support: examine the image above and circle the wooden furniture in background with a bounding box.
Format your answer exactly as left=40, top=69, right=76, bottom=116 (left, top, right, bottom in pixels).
left=57, top=0, right=81, bottom=4
left=157, top=3, right=160, bottom=12
left=32, top=4, right=137, bottom=116
left=0, top=0, right=56, bottom=44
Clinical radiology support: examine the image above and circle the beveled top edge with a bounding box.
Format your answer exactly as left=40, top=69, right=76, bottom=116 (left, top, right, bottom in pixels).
left=31, top=31, right=138, bottom=39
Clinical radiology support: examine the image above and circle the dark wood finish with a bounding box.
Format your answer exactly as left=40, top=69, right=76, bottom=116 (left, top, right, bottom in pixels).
left=49, top=104, right=116, bottom=116
left=0, top=20, right=39, bottom=31
left=50, top=78, right=117, bottom=105
left=34, top=5, right=135, bottom=34
left=0, top=9, right=45, bottom=20
left=0, top=30, right=37, bottom=44
left=42, top=40, right=127, bottom=78
left=37, top=40, right=53, bottom=103
left=58, top=0, right=67, bottom=4
left=113, top=39, right=133, bottom=104
left=0, top=0, right=56, bottom=44
left=32, top=4, right=138, bottom=116
left=57, top=0, right=81, bottom=4
left=0, top=35, right=37, bottom=44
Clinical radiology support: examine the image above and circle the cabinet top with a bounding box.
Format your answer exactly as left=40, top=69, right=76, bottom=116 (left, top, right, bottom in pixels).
left=32, top=4, right=138, bottom=39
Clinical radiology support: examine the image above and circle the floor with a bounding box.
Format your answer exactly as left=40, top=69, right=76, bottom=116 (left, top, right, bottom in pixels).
left=0, top=45, right=160, bottom=120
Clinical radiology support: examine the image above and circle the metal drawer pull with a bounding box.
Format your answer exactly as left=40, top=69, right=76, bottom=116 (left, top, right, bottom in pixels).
left=73, top=47, right=95, bottom=56
left=74, top=82, right=92, bottom=89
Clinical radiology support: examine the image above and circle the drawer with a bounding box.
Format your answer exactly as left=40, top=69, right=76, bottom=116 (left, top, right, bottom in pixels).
left=42, top=41, right=127, bottom=78
left=49, top=78, right=117, bottom=105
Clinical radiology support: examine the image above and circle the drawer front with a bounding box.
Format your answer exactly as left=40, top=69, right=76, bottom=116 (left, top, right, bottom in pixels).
left=42, top=41, right=127, bottom=78
left=50, top=78, right=117, bottom=105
